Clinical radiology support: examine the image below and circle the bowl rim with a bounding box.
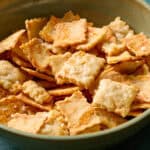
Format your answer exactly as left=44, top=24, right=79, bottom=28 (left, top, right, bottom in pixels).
left=0, top=0, right=150, bottom=141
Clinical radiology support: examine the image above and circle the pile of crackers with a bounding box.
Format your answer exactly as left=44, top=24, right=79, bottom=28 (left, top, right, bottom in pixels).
left=0, top=11, right=149, bottom=136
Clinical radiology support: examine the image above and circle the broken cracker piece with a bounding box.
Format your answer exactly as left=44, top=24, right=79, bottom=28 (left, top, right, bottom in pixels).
left=8, top=112, right=48, bottom=134
left=56, top=51, right=105, bottom=89
left=53, top=19, right=87, bottom=48
left=48, top=86, right=79, bottom=96
left=22, top=80, right=52, bottom=104
left=56, top=91, right=101, bottom=135
left=107, top=51, right=135, bottom=64
left=40, top=109, right=69, bottom=136
left=0, top=60, right=26, bottom=93
left=0, top=29, right=26, bottom=54
left=93, top=79, right=137, bottom=117
left=126, top=33, right=150, bottom=57
left=20, top=38, right=52, bottom=73
left=21, top=67, right=55, bottom=82
left=76, top=27, right=106, bottom=51
left=25, top=17, right=48, bottom=40
left=16, top=93, right=52, bottom=111
left=131, top=102, right=150, bottom=110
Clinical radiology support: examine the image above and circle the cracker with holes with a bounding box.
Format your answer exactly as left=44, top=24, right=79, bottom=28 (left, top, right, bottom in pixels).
left=93, top=79, right=137, bottom=117
left=56, top=91, right=101, bottom=135
left=57, top=51, right=105, bottom=89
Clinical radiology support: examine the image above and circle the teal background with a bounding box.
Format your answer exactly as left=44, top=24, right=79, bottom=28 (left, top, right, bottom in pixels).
left=0, top=0, right=150, bottom=150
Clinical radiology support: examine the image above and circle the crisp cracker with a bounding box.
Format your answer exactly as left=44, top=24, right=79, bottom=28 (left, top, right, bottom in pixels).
left=131, top=102, right=150, bottom=110
left=16, top=93, right=52, bottom=111
left=128, top=110, right=143, bottom=117
left=36, top=80, right=58, bottom=89
left=111, top=60, right=144, bottom=74
left=107, top=51, right=135, bottom=64
left=62, top=11, right=80, bottom=22
left=22, top=80, right=52, bottom=104
left=128, top=75, right=150, bottom=103
left=76, top=27, right=106, bottom=51
left=56, top=51, right=105, bottom=89
left=48, top=86, right=79, bottom=96
left=0, top=60, right=26, bottom=93
left=20, top=38, right=52, bottom=73
left=53, top=19, right=87, bottom=48
left=0, top=95, right=37, bottom=124
left=39, top=16, right=61, bottom=42
left=21, top=67, right=55, bottom=82
left=0, top=29, right=26, bottom=54
left=93, top=79, right=137, bottom=117
left=48, top=52, right=71, bottom=77
left=95, top=107, right=126, bottom=128
left=108, top=17, right=134, bottom=40
left=25, top=17, right=48, bottom=40
left=126, top=33, right=150, bottom=57
left=56, top=91, right=101, bottom=135
left=39, top=109, right=69, bottom=136
left=8, top=112, right=48, bottom=134
left=11, top=52, right=32, bottom=68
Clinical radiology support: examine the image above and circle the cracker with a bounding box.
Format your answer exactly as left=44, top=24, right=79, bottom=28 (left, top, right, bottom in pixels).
left=126, top=33, right=150, bottom=57
left=107, top=51, right=135, bottom=64
left=131, top=102, right=150, bottom=110
left=11, top=52, right=32, bottom=68
left=76, top=27, right=106, bottom=51
left=62, top=11, right=80, bottom=22
left=39, top=109, right=69, bottom=136
left=108, top=17, right=134, bottom=40
left=36, top=80, right=58, bottom=89
left=93, top=79, right=137, bottom=117
left=25, top=17, right=48, bottom=40
left=111, top=60, right=144, bottom=74
left=53, top=19, right=87, bottom=48
left=21, top=67, right=55, bottom=82
left=16, top=93, right=52, bottom=111
left=56, top=51, right=105, bottom=89
left=48, top=86, right=79, bottom=96
left=8, top=112, right=48, bottom=134
left=128, top=75, right=150, bottom=103
left=56, top=91, right=101, bottom=135
left=128, top=110, right=143, bottom=117
left=22, top=80, right=52, bottom=104
left=48, top=52, right=71, bottom=76
left=0, top=60, right=26, bottom=93
left=0, top=95, right=37, bottom=124
left=39, top=16, right=61, bottom=42
left=20, top=38, right=52, bottom=73
left=0, top=29, right=26, bottom=54
left=95, top=108, right=126, bottom=128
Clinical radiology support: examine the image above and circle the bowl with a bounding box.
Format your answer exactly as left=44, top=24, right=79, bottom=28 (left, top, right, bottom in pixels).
left=0, top=0, right=150, bottom=149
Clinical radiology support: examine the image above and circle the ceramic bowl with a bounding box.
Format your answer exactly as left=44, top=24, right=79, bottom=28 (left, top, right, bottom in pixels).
left=0, top=0, right=150, bottom=149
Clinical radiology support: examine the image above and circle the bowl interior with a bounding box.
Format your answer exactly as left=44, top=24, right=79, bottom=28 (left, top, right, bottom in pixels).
left=0, top=0, right=150, bottom=39
left=0, top=0, right=150, bottom=141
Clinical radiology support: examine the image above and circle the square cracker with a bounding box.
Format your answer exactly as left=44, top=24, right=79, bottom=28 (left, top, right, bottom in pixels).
left=53, top=19, right=87, bottom=48
left=8, top=112, right=48, bottom=134
left=126, top=33, right=150, bottom=57
left=25, top=17, right=47, bottom=40
left=22, top=80, right=52, bottom=104
left=76, top=27, right=106, bottom=51
left=20, top=38, right=52, bottom=73
left=56, top=91, right=101, bottom=135
left=56, top=51, right=105, bottom=89
left=93, top=79, right=137, bottom=117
